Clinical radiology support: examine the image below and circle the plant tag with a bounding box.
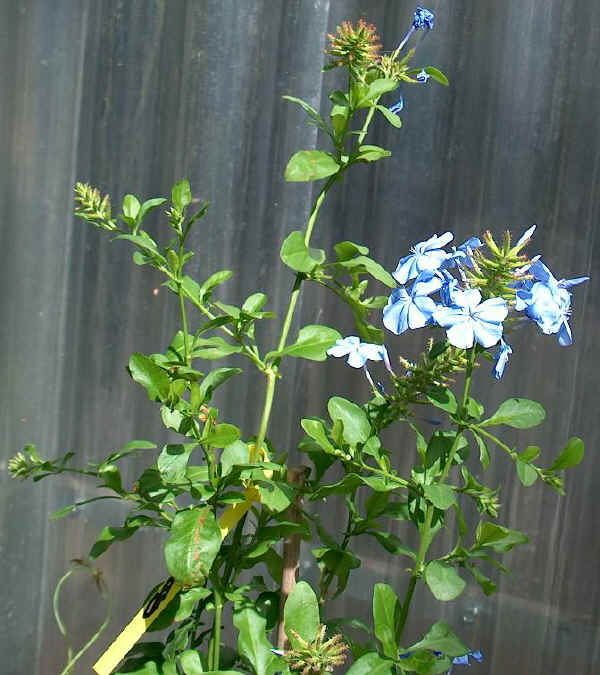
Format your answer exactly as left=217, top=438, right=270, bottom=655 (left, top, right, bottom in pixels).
left=93, top=576, right=181, bottom=674
left=93, top=485, right=262, bottom=673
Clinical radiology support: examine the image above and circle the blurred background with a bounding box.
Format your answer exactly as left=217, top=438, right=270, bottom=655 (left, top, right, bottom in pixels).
left=1, top=0, right=599, bottom=672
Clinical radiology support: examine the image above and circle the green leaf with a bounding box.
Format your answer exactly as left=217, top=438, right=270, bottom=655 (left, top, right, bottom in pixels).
left=424, top=561, right=466, bottom=601
left=242, top=292, right=268, bottom=314
left=283, top=95, right=330, bottom=136
left=172, top=179, right=192, bottom=211
left=397, top=651, right=451, bottom=675
left=346, top=652, right=394, bottom=675
left=424, top=66, right=450, bottom=86
left=327, top=396, right=371, bottom=446
left=275, top=325, right=341, bottom=361
left=310, top=473, right=401, bottom=500
left=285, top=150, right=340, bottom=182
left=174, top=587, right=212, bottom=621
left=178, top=650, right=203, bottom=674
left=516, top=458, right=538, bottom=486
left=220, top=441, right=250, bottom=476
left=334, top=240, right=369, bottom=261
left=129, top=353, right=171, bottom=401
left=467, top=565, right=497, bottom=596
left=366, top=531, right=415, bottom=560
left=357, top=77, right=398, bottom=107
left=284, top=581, right=320, bottom=648
left=472, top=431, right=490, bottom=470
left=407, top=620, right=469, bottom=658
left=192, top=337, right=242, bottom=360
left=551, top=437, right=584, bottom=470
left=198, top=368, right=242, bottom=403
left=89, top=522, right=141, bottom=559
left=356, top=145, right=392, bottom=162
left=423, top=484, right=457, bottom=510
left=234, top=607, right=281, bottom=675
left=203, top=423, right=240, bottom=448
left=199, top=270, right=233, bottom=299
left=301, top=418, right=336, bottom=454
left=164, top=507, right=221, bottom=587
left=373, top=583, right=400, bottom=658
left=122, top=194, right=141, bottom=220
left=336, top=255, right=396, bottom=287
left=280, top=230, right=325, bottom=273
left=137, top=197, right=167, bottom=224
left=375, top=105, right=402, bottom=128
left=426, top=387, right=458, bottom=414
left=158, top=443, right=197, bottom=483
left=480, top=398, right=546, bottom=429
left=475, top=521, right=528, bottom=552
left=521, top=445, right=541, bottom=462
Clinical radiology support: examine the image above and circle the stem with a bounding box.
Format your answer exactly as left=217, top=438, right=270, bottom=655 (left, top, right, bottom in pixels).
left=209, top=586, right=224, bottom=670
left=318, top=502, right=354, bottom=604
left=395, top=348, right=477, bottom=644
left=474, top=426, right=517, bottom=459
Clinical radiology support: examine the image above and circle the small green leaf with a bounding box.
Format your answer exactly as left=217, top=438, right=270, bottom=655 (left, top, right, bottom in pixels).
left=356, top=145, right=392, bottom=162
left=375, top=105, right=402, bottom=128
left=89, top=523, right=141, bottom=559
left=426, top=387, right=458, bottom=414
left=301, top=418, right=336, bottom=454
left=178, top=650, right=203, bottom=674
left=373, top=583, right=400, bottom=658
left=275, top=325, right=341, bottom=361
left=521, top=445, right=541, bottom=462
left=334, top=240, right=369, bottom=261
left=327, top=396, right=371, bottom=446
left=122, top=194, right=141, bottom=220
left=172, top=179, right=192, bottom=210
left=220, top=441, right=249, bottom=476
left=425, top=66, right=450, bottom=86
left=280, top=230, right=325, bottom=273
left=158, top=443, right=197, bottom=483
left=203, top=423, right=240, bottom=448
left=285, top=150, right=340, bottom=182
left=397, top=650, right=451, bottom=675
left=423, top=484, right=457, bottom=510
left=357, top=77, right=398, bottom=107
left=284, top=581, right=320, bottom=648
left=424, top=561, right=466, bottom=601
left=336, top=255, right=396, bottom=287
left=472, top=431, right=490, bottom=470
left=192, top=337, right=242, bottom=360
left=164, top=507, right=221, bottom=587
left=480, top=398, right=545, bottom=429
left=234, top=607, right=282, bottom=675
left=550, top=437, right=584, bottom=471
left=198, top=368, right=242, bottom=403
left=346, top=652, right=394, bottom=675
left=516, top=458, right=538, bottom=486
left=199, top=270, right=233, bottom=298
left=407, top=620, right=469, bottom=658
left=475, top=521, right=528, bottom=552
left=137, top=197, right=167, bottom=224
left=129, top=353, right=171, bottom=401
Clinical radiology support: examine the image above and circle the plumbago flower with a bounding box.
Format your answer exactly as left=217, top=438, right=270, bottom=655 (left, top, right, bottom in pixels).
left=383, top=270, right=442, bottom=334
left=327, top=336, right=389, bottom=369
left=393, top=232, right=454, bottom=284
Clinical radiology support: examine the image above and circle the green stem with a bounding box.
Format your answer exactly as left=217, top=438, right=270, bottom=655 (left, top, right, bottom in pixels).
left=474, top=426, right=516, bottom=459
left=209, top=586, right=224, bottom=670
left=318, top=506, right=354, bottom=604
left=395, top=348, right=477, bottom=644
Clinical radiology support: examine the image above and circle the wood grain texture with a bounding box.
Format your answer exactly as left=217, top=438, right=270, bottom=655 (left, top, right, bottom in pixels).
left=1, top=1, right=599, bottom=672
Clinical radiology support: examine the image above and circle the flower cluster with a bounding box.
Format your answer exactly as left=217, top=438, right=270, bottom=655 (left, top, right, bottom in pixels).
left=275, top=625, right=349, bottom=674
left=328, top=227, right=588, bottom=382
left=325, top=19, right=381, bottom=79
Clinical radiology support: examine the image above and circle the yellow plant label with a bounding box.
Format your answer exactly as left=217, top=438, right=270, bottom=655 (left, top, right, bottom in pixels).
left=93, top=485, right=262, bottom=674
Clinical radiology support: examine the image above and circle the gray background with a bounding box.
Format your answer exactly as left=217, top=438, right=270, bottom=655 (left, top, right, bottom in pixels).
left=1, top=0, right=599, bottom=672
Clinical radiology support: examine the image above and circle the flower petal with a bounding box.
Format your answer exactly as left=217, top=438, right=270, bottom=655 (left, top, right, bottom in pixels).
left=472, top=318, right=503, bottom=348
left=347, top=350, right=367, bottom=368
left=446, top=320, right=475, bottom=349
left=358, top=343, right=386, bottom=361
left=421, top=231, right=453, bottom=251
left=393, top=255, right=419, bottom=284
left=383, top=298, right=410, bottom=334
left=473, top=297, right=508, bottom=323
left=557, top=319, right=573, bottom=346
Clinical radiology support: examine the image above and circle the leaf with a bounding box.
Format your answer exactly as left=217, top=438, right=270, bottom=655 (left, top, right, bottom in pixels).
left=257, top=481, right=293, bottom=512
left=275, top=325, right=341, bottom=361
left=346, top=652, right=394, bottom=675
left=280, top=230, right=325, bottom=273
left=376, top=105, right=402, bottom=128
left=158, top=443, right=197, bottom=483
left=334, top=240, right=369, bottom=261
left=198, top=368, right=242, bottom=403
left=327, top=396, right=371, bottom=446
left=407, top=620, right=469, bottom=658
left=172, top=179, right=192, bottom=211
left=424, top=561, right=466, bottom=601
left=164, top=507, right=221, bottom=587
left=199, top=270, right=233, bottom=298
left=398, top=651, right=451, bottom=675
left=310, top=473, right=401, bottom=500
left=358, top=77, right=398, bottom=106
left=425, top=66, right=450, bottom=86
left=129, top=353, right=171, bottom=401
left=203, top=423, right=241, bottom=448
left=373, top=583, right=400, bottom=658
left=283, top=95, right=330, bottom=136
left=285, top=150, right=339, bottom=182
left=178, top=650, right=203, bottom=674
left=475, top=521, right=528, bottom=552
left=220, top=441, right=250, bottom=476
left=89, top=523, right=141, bottom=559
left=122, top=194, right=141, bottom=220
left=480, top=398, right=545, bottom=429
left=138, top=197, right=167, bottom=224
left=472, top=431, right=490, bottom=470
left=301, top=418, right=336, bottom=454
left=242, top=292, right=268, bottom=314
left=426, top=387, right=458, bottom=414
left=284, top=581, right=320, bottom=648
left=423, top=484, right=457, bottom=510
left=174, top=587, right=212, bottom=621
left=521, top=445, right=541, bottom=462
left=312, top=548, right=361, bottom=597
left=356, top=145, right=392, bottom=162
left=234, top=607, right=281, bottom=675
left=516, top=458, right=538, bottom=486
left=550, top=437, right=584, bottom=471
left=336, top=255, right=396, bottom=287
left=192, top=337, right=242, bottom=360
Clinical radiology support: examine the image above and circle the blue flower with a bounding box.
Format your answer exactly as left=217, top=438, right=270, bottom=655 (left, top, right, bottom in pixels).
left=433, top=289, right=508, bottom=349
left=447, top=650, right=484, bottom=673
left=493, top=338, right=512, bottom=380
left=439, top=271, right=461, bottom=306
left=417, top=69, right=430, bottom=83
left=514, top=260, right=588, bottom=346
left=443, top=237, right=483, bottom=271
left=327, top=336, right=389, bottom=368
left=389, top=96, right=404, bottom=115
left=413, top=6, right=435, bottom=30
left=397, top=6, right=435, bottom=50
left=393, top=232, right=454, bottom=284
left=515, top=223, right=536, bottom=249
left=383, top=271, right=442, bottom=335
